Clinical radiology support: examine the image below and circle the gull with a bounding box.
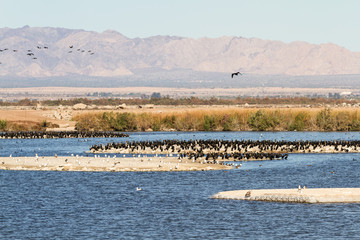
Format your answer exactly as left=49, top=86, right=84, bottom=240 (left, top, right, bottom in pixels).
left=136, top=187, right=142, bottom=191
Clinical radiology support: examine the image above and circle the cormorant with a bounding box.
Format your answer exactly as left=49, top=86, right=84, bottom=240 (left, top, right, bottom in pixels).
left=231, top=72, right=242, bottom=78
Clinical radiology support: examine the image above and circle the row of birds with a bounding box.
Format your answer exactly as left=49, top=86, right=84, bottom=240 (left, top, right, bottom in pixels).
left=90, top=139, right=360, bottom=155
left=0, top=131, right=128, bottom=139
left=0, top=45, right=95, bottom=64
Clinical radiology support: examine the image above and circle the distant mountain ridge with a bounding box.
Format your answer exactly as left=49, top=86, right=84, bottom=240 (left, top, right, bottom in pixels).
left=1, top=26, right=360, bottom=79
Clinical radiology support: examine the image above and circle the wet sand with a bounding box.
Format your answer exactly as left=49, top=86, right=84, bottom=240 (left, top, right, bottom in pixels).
left=212, top=188, right=360, bottom=203
left=0, top=156, right=232, bottom=172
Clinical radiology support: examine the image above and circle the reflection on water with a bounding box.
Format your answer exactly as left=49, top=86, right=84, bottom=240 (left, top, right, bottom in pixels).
left=0, top=131, right=360, bottom=239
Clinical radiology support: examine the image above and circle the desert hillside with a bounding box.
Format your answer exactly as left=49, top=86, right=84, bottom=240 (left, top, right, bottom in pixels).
left=1, top=26, right=360, bottom=78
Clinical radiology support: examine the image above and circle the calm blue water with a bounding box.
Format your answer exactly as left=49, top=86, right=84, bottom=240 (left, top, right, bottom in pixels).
left=1, top=132, right=360, bottom=239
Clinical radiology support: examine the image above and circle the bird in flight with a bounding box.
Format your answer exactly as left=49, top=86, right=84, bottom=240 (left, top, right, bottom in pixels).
left=231, top=71, right=242, bottom=78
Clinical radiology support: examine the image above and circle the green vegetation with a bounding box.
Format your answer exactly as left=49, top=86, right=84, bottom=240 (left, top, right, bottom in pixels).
left=0, top=120, right=7, bottom=130
left=73, top=108, right=360, bottom=132
left=0, top=96, right=359, bottom=107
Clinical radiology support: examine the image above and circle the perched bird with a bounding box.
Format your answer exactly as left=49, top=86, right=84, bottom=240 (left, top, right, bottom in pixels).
left=231, top=71, right=242, bottom=78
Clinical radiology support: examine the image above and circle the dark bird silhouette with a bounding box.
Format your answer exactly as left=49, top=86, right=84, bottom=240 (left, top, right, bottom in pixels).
left=13, top=50, right=18, bottom=52
left=44, top=46, right=48, bottom=49
left=32, top=57, right=37, bottom=60
left=37, top=46, right=41, bottom=49
left=69, top=45, right=73, bottom=48
left=27, top=53, right=34, bottom=56
left=231, top=72, right=242, bottom=78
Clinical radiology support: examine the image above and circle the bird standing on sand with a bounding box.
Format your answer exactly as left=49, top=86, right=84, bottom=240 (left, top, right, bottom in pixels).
left=231, top=71, right=242, bottom=78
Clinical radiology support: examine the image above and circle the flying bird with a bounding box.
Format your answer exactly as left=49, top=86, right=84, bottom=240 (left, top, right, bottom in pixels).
left=231, top=71, right=242, bottom=78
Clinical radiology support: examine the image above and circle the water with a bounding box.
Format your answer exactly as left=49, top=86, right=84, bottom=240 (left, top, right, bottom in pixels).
left=0, top=132, right=360, bottom=239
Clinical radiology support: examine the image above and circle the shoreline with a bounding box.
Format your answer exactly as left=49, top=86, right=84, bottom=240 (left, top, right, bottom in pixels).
left=212, top=188, right=360, bottom=203
left=0, top=156, right=232, bottom=172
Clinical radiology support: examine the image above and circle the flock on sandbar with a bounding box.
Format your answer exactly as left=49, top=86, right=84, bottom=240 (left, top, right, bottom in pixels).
left=90, top=139, right=360, bottom=161
left=0, top=131, right=129, bottom=139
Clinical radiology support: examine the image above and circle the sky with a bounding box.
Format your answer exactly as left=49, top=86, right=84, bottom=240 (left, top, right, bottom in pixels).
left=1, top=0, right=360, bottom=51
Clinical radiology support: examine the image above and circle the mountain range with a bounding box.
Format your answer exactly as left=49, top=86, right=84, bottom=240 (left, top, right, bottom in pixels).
left=0, top=26, right=360, bottom=88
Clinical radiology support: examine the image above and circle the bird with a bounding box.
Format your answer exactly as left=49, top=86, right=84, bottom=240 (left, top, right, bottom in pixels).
left=69, top=45, right=73, bottom=48
left=136, top=187, right=142, bottom=191
left=231, top=71, right=242, bottom=78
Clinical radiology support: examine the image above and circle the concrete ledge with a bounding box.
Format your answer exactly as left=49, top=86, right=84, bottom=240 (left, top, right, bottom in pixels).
left=212, top=188, right=360, bottom=203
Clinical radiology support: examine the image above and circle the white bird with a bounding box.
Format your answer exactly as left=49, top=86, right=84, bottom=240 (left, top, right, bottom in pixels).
left=136, top=187, right=142, bottom=191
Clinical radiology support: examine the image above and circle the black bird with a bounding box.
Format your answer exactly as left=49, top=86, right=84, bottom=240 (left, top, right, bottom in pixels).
left=44, top=46, right=48, bottom=49
left=37, top=46, right=41, bottom=49
left=231, top=71, right=242, bottom=78
left=33, top=57, right=37, bottom=60
left=13, top=50, right=18, bottom=52
left=69, top=45, right=73, bottom=48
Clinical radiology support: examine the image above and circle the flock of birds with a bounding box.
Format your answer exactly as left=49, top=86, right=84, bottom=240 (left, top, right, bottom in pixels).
left=1, top=45, right=242, bottom=78
left=0, top=45, right=95, bottom=65
left=90, top=139, right=360, bottom=156
left=0, top=131, right=128, bottom=139
left=1, top=44, right=244, bottom=79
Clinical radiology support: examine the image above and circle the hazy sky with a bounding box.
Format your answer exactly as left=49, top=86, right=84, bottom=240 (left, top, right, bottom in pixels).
left=1, top=0, right=360, bottom=51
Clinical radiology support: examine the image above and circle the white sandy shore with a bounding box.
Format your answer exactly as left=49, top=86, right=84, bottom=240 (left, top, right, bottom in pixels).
left=0, top=156, right=232, bottom=172
left=212, top=188, right=360, bottom=203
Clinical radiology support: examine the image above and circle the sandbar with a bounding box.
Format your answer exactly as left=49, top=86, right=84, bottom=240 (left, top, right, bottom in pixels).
left=212, top=188, right=360, bottom=203
left=0, top=156, right=232, bottom=172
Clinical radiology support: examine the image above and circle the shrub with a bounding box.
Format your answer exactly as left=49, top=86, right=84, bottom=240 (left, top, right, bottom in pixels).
left=0, top=120, right=7, bottom=130
left=289, top=112, right=309, bottom=131
left=248, top=110, right=278, bottom=131
left=203, top=115, right=217, bottom=131
left=316, top=108, right=334, bottom=131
